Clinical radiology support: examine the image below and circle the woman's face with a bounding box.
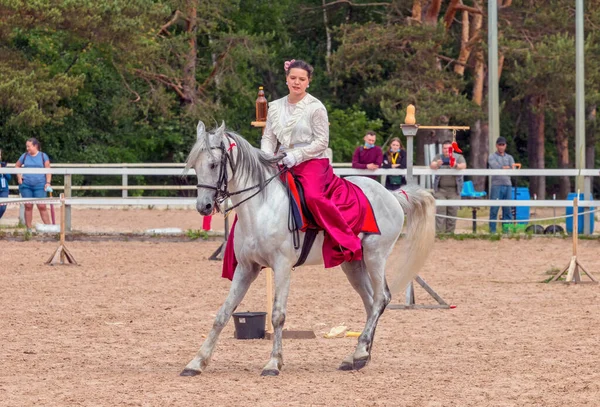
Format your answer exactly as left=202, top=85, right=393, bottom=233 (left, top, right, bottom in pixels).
left=391, top=141, right=401, bottom=151
left=287, top=68, right=310, bottom=98
left=26, top=141, right=38, bottom=154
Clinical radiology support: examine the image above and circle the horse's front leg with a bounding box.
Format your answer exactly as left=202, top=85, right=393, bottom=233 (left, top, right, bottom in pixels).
left=261, top=264, right=292, bottom=376
left=180, top=262, right=260, bottom=376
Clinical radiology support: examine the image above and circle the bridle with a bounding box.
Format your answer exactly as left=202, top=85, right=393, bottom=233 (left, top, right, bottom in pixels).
left=196, top=133, right=287, bottom=217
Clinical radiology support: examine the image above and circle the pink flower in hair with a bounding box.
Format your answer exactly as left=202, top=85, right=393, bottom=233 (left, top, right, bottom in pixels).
left=284, top=59, right=296, bottom=72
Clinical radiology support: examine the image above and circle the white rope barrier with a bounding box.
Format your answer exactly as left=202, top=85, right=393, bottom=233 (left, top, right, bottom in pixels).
left=436, top=207, right=600, bottom=223
left=433, top=199, right=596, bottom=208
left=0, top=197, right=61, bottom=206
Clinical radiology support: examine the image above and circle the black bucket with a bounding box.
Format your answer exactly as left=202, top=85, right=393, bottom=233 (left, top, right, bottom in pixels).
left=232, top=312, right=267, bottom=339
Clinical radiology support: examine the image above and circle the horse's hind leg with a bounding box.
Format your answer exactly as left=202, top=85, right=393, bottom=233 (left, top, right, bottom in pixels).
left=261, top=265, right=292, bottom=376
left=180, top=263, right=260, bottom=376
left=343, top=254, right=391, bottom=371
left=338, top=260, right=374, bottom=370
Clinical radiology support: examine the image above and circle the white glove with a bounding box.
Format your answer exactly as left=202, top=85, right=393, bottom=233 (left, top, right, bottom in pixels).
left=282, top=153, right=297, bottom=168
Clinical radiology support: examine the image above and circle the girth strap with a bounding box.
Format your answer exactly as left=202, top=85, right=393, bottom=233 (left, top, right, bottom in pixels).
left=293, top=229, right=319, bottom=268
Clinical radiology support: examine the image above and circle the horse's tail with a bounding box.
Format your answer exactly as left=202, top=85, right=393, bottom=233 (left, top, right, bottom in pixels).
left=388, top=184, right=436, bottom=297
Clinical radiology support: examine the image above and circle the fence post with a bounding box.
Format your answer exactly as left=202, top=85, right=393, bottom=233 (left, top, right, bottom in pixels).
left=122, top=173, right=128, bottom=198
left=64, top=174, right=72, bottom=231
left=19, top=203, right=25, bottom=226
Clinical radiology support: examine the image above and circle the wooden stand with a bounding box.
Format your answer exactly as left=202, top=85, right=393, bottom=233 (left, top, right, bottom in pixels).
left=46, top=194, right=77, bottom=266
left=387, top=276, right=451, bottom=309
left=551, top=195, right=596, bottom=283
left=251, top=114, right=315, bottom=340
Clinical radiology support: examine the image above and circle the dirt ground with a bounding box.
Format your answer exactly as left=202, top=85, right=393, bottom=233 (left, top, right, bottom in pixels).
left=2, top=229, right=600, bottom=406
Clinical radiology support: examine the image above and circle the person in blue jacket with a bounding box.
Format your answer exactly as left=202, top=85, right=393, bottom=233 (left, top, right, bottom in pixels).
left=15, top=138, right=52, bottom=229
left=0, top=149, right=11, bottom=220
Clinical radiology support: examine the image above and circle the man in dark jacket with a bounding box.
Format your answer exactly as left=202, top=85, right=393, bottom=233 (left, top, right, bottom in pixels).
left=352, top=131, right=383, bottom=180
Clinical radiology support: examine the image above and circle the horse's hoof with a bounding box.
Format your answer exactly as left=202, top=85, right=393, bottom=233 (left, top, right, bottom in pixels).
left=180, top=368, right=201, bottom=377
left=338, top=361, right=354, bottom=371
left=261, top=369, right=280, bottom=376
left=353, top=357, right=370, bottom=371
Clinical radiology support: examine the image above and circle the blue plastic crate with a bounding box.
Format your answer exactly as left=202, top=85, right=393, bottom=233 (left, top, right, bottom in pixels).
left=565, top=193, right=594, bottom=234
left=512, top=187, right=530, bottom=224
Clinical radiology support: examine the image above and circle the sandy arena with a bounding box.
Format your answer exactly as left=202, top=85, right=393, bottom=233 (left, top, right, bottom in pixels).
left=1, top=208, right=600, bottom=406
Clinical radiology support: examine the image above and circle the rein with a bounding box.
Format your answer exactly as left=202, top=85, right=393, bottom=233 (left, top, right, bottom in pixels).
left=196, top=134, right=287, bottom=217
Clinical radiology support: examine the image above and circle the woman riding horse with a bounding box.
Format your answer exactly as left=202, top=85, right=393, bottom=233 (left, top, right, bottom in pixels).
left=262, top=59, right=364, bottom=265
left=181, top=60, right=436, bottom=377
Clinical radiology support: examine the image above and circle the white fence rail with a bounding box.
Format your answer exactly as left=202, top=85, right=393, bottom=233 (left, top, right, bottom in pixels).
left=2, top=165, right=600, bottom=176
left=1, top=164, right=597, bottom=233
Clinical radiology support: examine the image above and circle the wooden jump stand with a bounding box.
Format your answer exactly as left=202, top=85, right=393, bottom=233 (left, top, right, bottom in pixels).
left=550, top=193, right=597, bottom=283
left=388, top=276, right=451, bottom=310
left=387, top=105, right=463, bottom=310
left=46, top=194, right=78, bottom=266
left=250, top=116, right=315, bottom=339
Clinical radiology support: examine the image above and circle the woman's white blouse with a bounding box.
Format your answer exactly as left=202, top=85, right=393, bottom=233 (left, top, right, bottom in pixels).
left=260, top=93, right=329, bottom=164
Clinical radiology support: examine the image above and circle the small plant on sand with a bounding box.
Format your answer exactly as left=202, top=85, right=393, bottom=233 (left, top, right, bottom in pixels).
left=186, top=229, right=209, bottom=240
left=542, top=266, right=562, bottom=283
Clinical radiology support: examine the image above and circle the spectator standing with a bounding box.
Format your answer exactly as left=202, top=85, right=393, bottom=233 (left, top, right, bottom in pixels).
left=15, top=138, right=52, bottom=230
left=430, top=140, right=467, bottom=234
left=488, top=136, right=515, bottom=233
left=381, top=137, right=406, bottom=191
left=352, top=131, right=383, bottom=180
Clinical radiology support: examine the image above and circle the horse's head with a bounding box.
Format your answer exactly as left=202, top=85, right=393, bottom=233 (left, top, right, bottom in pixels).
left=186, top=121, right=231, bottom=216
left=186, top=120, right=285, bottom=217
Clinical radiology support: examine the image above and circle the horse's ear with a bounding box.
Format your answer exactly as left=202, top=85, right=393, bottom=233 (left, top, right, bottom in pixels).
left=196, top=121, right=205, bottom=140
left=216, top=121, right=226, bottom=135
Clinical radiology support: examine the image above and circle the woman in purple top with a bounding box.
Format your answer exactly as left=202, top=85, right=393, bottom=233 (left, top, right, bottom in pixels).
left=352, top=131, right=383, bottom=180
left=15, top=138, right=52, bottom=229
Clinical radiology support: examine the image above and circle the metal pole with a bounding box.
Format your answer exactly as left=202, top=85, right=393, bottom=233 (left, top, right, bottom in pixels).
left=406, top=135, right=414, bottom=184
left=576, top=0, right=588, bottom=233
left=488, top=0, right=500, bottom=156
left=400, top=124, right=418, bottom=185
left=575, top=0, right=585, bottom=192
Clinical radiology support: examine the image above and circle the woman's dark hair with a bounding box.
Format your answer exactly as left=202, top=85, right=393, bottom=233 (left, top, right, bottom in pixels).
left=26, top=138, right=41, bottom=151
left=387, top=137, right=404, bottom=152
left=286, top=60, right=314, bottom=79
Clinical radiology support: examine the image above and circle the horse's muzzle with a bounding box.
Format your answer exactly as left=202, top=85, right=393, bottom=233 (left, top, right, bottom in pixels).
left=196, top=200, right=214, bottom=216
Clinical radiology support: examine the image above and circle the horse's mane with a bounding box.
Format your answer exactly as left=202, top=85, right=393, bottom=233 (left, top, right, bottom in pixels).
left=185, top=125, right=283, bottom=197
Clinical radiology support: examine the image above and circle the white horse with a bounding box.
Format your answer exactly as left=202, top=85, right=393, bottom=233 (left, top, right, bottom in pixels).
left=181, top=121, right=435, bottom=376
